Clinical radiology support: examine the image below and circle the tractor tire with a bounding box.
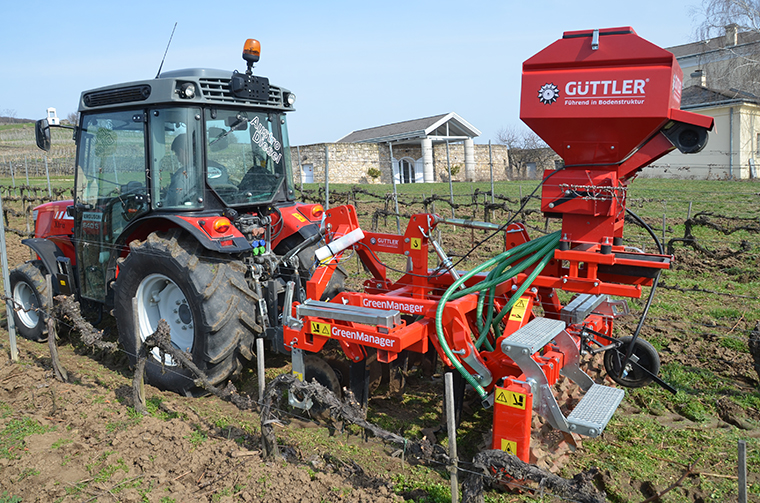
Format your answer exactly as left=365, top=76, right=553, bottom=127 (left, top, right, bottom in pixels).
left=113, top=229, right=261, bottom=396
left=9, top=261, right=50, bottom=342
left=603, top=336, right=660, bottom=388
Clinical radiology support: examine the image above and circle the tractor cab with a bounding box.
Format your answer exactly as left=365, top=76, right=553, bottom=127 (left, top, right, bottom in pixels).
left=35, top=39, right=303, bottom=304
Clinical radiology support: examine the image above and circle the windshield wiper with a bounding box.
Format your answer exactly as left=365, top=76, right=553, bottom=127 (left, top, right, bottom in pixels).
left=209, top=116, right=247, bottom=146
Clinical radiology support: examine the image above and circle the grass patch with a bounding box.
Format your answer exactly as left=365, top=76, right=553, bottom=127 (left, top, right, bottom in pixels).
left=392, top=470, right=452, bottom=503
left=0, top=417, right=54, bottom=459
left=185, top=425, right=207, bottom=448
left=0, top=493, right=22, bottom=503
left=51, top=438, right=72, bottom=450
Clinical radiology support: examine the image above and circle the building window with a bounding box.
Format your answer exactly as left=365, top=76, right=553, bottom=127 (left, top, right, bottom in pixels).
left=400, top=158, right=416, bottom=184
left=301, top=163, right=314, bottom=183
left=526, top=162, right=537, bottom=179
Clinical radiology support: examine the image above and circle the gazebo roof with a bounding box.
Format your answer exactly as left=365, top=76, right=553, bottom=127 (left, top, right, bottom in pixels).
left=337, top=112, right=480, bottom=144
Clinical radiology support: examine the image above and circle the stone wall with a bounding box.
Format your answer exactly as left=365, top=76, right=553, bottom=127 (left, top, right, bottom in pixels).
left=289, top=142, right=515, bottom=184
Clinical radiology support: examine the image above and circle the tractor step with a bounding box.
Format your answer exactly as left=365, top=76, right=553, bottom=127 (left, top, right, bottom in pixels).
left=566, top=383, right=625, bottom=437
left=296, top=299, right=401, bottom=328
left=501, top=317, right=566, bottom=356
left=560, top=294, right=607, bottom=325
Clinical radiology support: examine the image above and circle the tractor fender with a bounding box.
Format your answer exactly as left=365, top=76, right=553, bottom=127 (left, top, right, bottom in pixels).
left=20, top=238, right=76, bottom=296
left=272, top=222, right=321, bottom=256
left=104, top=214, right=251, bottom=296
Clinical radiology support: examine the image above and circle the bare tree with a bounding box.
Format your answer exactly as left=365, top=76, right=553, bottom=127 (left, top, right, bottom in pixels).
left=66, top=112, right=79, bottom=126
left=496, top=125, right=559, bottom=179
left=690, top=0, right=760, bottom=96
left=693, top=0, right=760, bottom=38
left=0, top=108, right=18, bottom=124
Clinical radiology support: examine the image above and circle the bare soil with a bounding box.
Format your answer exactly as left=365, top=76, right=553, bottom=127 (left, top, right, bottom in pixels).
left=0, top=338, right=405, bottom=502
left=0, top=203, right=758, bottom=502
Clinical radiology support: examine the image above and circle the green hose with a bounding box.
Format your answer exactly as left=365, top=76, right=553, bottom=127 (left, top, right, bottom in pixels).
left=435, top=231, right=560, bottom=399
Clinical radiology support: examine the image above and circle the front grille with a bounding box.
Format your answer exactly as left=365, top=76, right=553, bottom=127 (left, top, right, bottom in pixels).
left=199, top=77, right=284, bottom=107
left=83, top=85, right=151, bottom=107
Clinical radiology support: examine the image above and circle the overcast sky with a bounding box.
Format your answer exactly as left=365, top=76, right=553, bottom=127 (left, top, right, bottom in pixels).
left=2, top=0, right=706, bottom=146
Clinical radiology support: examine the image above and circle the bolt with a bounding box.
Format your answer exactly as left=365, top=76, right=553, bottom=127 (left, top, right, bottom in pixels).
left=548, top=203, right=554, bottom=208
left=530, top=287, right=537, bottom=293
left=511, top=284, right=518, bottom=291
left=175, top=319, right=181, bottom=324
left=404, top=237, right=410, bottom=243
left=562, top=278, right=567, bottom=284
left=176, top=300, right=181, bottom=305
left=404, top=251, right=409, bottom=256
left=521, top=349, right=529, bottom=355
left=173, top=309, right=178, bottom=314
left=594, top=281, right=599, bottom=287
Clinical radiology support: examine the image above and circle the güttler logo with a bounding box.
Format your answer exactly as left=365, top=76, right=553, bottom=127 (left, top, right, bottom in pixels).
left=538, top=83, right=559, bottom=105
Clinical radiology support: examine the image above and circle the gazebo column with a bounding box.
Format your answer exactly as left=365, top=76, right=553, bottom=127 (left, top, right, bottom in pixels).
left=464, top=138, right=475, bottom=181
left=422, top=138, right=435, bottom=183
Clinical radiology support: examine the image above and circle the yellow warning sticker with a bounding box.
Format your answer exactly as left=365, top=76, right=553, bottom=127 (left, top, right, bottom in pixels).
left=410, top=237, right=421, bottom=250
left=495, top=389, right=509, bottom=405
left=508, top=298, right=529, bottom=321
left=293, top=370, right=304, bottom=381
left=310, top=321, right=331, bottom=337
left=500, top=439, right=517, bottom=455
left=293, top=212, right=308, bottom=223
left=495, top=389, right=527, bottom=410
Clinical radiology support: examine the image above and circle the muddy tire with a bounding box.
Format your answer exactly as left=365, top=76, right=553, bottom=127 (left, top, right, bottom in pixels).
left=9, top=262, right=50, bottom=342
left=113, top=230, right=261, bottom=396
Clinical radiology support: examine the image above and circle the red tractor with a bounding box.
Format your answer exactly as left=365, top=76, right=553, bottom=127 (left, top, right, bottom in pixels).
left=11, top=39, right=344, bottom=396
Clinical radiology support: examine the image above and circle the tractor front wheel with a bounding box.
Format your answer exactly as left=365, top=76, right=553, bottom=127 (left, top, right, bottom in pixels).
left=114, top=230, right=261, bottom=396
left=9, top=262, right=50, bottom=342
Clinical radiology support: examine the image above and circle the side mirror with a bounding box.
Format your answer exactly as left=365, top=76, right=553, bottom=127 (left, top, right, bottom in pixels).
left=35, top=119, right=51, bottom=151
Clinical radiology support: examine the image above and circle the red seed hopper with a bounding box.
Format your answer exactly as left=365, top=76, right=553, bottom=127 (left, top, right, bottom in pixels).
left=521, top=27, right=713, bottom=245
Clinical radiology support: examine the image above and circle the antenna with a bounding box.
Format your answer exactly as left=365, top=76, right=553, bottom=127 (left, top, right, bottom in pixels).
left=155, top=22, right=178, bottom=79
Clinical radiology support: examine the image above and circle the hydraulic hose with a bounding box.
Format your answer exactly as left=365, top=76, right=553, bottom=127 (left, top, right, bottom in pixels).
left=435, top=231, right=560, bottom=399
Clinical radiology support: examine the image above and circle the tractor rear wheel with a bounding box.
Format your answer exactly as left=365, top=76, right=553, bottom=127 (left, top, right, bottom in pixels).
left=114, top=229, right=261, bottom=396
left=9, top=261, right=50, bottom=342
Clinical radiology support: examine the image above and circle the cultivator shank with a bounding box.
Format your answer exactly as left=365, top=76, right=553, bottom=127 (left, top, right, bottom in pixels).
left=283, top=27, right=714, bottom=463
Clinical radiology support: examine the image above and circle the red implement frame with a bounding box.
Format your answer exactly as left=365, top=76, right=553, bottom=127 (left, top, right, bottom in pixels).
left=283, top=27, right=714, bottom=463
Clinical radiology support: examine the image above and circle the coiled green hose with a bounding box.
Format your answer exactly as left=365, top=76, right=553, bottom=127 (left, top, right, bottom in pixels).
left=435, top=231, right=560, bottom=399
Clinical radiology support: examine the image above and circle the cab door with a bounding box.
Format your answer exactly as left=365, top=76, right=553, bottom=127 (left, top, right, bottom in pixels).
left=74, top=111, right=148, bottom=302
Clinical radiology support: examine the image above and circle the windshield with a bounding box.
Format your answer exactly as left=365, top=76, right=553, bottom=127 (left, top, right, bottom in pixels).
left=150, top=108, right=204, bottom=210
left=205, top=109, right=292, bottom=206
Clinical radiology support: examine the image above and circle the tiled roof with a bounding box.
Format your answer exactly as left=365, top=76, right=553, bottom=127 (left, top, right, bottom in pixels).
left=681, top=85, right=760, bottom=108
left=337, top=112, right=480, bottom=143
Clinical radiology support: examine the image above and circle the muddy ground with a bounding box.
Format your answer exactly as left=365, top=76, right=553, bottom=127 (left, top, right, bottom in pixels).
left=0, top=209, right=759, bottom=502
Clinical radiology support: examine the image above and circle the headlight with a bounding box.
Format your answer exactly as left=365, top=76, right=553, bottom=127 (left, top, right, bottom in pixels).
left=285, top=92, right=296, bottom=106
left=179, top=82, right=196, bottom=99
